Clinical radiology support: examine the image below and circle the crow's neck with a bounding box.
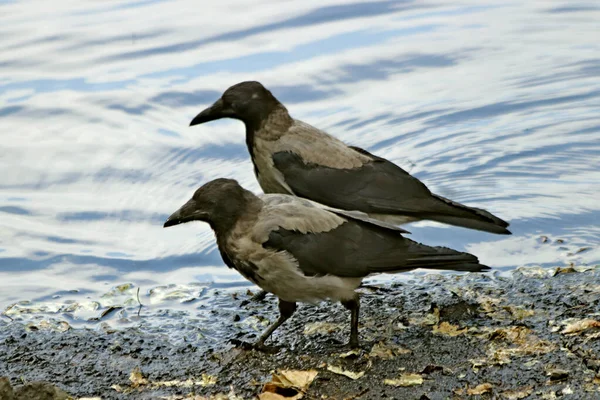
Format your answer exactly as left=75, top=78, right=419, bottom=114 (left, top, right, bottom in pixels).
left=211, top=193, right=262, bottom=242
left=245, top=105, right=292, bottom=157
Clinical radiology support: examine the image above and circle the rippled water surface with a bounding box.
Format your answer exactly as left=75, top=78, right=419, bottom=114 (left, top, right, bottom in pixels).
left=1, top=1, right=599, bottom=329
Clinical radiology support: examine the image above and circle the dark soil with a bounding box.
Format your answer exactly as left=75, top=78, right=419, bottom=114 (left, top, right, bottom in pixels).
left=1, top=266, right=599, bottom=399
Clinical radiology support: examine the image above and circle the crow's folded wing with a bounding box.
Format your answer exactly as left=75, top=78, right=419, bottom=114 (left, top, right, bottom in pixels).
left=262, top=218, right=489, bottom=278
left=271, top=148, right=510, bottom=233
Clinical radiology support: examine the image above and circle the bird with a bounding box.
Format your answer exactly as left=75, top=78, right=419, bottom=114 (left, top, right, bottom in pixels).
left=163, top=178, right=490, bottom=350
left=189, top=81, right=511, bottom=235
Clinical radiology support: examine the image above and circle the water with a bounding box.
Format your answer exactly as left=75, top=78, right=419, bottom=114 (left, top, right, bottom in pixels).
left=1, top=1, right=599, bottom=330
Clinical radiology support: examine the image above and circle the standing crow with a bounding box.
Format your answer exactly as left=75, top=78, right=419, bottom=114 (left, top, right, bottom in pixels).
left=189, top=81, right=511, bottom=235
left=163, top=178, right=490, bottom=350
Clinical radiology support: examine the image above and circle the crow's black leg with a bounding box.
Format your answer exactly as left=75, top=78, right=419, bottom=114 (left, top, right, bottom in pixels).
left=254, top=299, right=297, bottom=349
left=341, top=295, right=360, bottom=348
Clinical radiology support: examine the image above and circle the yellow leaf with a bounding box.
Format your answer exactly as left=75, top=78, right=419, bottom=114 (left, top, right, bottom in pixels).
left=201, top=374, right=217, bottom=387
left=501, top=386, right=533, bottom=399
left=273, top=370, right=318, bottom=390
left=562, top=319, right=600, bottom=334
left=129, top=367, right=148, bottom=388
left=503, top=306, right=535, bottom=320
left=433, top=321, right=467, bottom=336
left=369, top=341, right=411, bottom=359
left=259, top=393, right=296, bottom=400
left=261, top=369, right=318, bottom=399
left=383, top=373, right=423, bottom=387
left=326, top=365, right=365, bottom=380
left=303, top=322, right=342, bottom=335
left=339, top=349, right=361, bottom=358
left=467, top=383, right=492, bottom=395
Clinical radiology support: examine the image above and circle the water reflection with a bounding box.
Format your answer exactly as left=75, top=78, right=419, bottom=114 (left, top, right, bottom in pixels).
left=0, top=1, right=598, bottom=327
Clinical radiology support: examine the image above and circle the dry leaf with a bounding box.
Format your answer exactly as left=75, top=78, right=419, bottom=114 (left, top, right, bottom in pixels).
left=129, top=367, right=148, bottom=388
left=501, top=386, right=533, bottom=399
left=303, top=322, right=342, bottom=335
left=561, top=386, right=574, bottom=395
left=327, top=365, right=365, bottom=380
left=201, top=374, right=218, bottom=386
left=467, top=383, right=492, bottom=395
left=384, top=373, right=423, bottom=387
left=433, top=321, right=467, bottom=336
left=259, top=393, right=297, bottom=400
left=503, top=306, right=535, bottom=320
left=273, top=370, right=318, bottom=390
left=261, top=369, right=318, bottom=399
left=339, top=349, right=361, bottom=358
left=369, top=341, right=411, bottom=359
left=562, top=319, right=600, bottom=334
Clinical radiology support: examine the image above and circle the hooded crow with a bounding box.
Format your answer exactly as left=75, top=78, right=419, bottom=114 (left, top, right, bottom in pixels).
left=190, top=81, right=511, bottom=235
left=163, top=178, right=490, bottom=350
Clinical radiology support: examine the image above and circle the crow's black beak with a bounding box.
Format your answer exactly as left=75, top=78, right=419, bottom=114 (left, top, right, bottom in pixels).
left=163, top=214, right=182, bottom=228
left=163, top=199, right=204, bottom=227
left=189, top=98, right=235, bottom=126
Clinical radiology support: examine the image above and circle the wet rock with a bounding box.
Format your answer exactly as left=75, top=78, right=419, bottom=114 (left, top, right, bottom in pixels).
left=1, top=266, right=599, bottom=399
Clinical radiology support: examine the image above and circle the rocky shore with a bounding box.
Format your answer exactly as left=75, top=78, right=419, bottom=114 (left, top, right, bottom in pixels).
left=1, top=265, right=599, bottom=399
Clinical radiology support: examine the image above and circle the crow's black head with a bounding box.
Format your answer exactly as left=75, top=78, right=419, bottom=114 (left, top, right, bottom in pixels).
left=164, top=178, right=255, bottom=234
left=189, top=81, right=282, bottom=129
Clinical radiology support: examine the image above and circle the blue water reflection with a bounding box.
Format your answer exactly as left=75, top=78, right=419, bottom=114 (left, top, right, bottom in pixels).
left=0, top=0, right=598, bottom=324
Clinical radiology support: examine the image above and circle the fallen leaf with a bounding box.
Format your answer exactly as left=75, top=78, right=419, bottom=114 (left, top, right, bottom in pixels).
left=539, top=390, right=558, bottom=399
left=259, top=393, right=295, bottom=400
left=587, top=331, right=600, bottom=341
left=129, top=367, right=148, bottom=388
left=562, top=319, right=600, bottom=334
left=201, top=374, right=218, bottom=386
left=561, top=385, right=574, bottom=395
left=467, top=383, right=492, bottom=395
left=339, top=349, right=361, bottom=359
left=369, top=341, right=411, bottom=359
left=303, top=322, right=343, bottom=335
left=470, top=358, right=487, bottom=372
left=503, top=306, right=535, bottom=320
left=327, top=365, right=365, bottom=380
left=261, top=370, right=318, bottom=399
left=383, top=373, right=423, bottom=387
left=501, top=386, right=533, bottom=399
left=433, top=321, right=467, bottom=336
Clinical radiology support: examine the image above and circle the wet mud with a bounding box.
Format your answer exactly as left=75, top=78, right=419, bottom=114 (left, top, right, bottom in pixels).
left=1, top=266, right=599, bottom=399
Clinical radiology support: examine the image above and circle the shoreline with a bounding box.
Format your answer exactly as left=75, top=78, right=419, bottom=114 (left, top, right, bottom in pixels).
left=1, top=265, right=599, bottom=399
